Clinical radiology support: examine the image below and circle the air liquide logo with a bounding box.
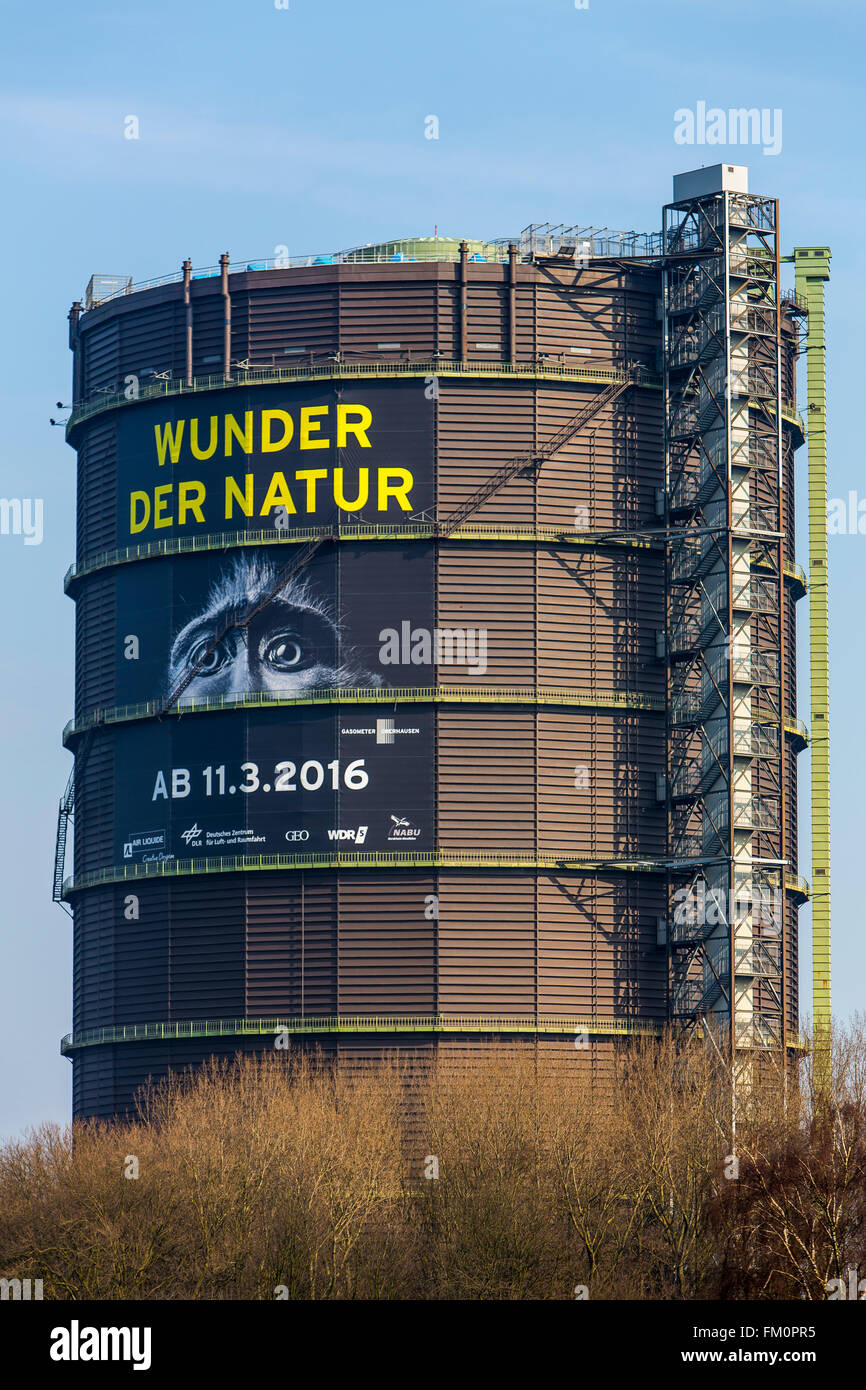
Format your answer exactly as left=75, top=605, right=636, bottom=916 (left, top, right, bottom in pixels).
left=123, top=830, right=166, bottom=859
left=328, top=826, right=369, bottom=844
left=387, top=815, right=421, bottom=843
left=49, top=1319, right=152, bottom=1371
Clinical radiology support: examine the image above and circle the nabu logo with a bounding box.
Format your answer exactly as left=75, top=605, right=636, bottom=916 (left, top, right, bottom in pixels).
left=387, top=815, right=421, bottom=843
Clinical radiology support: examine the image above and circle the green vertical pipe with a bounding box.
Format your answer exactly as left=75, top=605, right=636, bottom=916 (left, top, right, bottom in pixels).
left=794, top=247, right=831, bottom=1059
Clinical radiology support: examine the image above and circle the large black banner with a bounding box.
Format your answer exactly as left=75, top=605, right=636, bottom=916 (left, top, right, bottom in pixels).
left=115, top=381, right=435, bottom=544
left=114, top=541, right=437, bottom=705
left=115, top=706, right=435, bottom=863
left=103, top=382, right=438, bottom=871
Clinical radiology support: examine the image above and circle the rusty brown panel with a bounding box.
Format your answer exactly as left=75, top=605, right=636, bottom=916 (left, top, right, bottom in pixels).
left=437, top=873, right=537, bottom=1013
left=535, top=280, right=624, bottom=363
left=190, top=296, right=226, bottom=374
left=80, top=314, right=120, bottom=394
left=535, top=388, right=664, bottom=531
left=531, top=264, right=662, bottom=365
left=75, top=574, right=116, bottom=719
left=338, top=281, right=438, bottom=356
left=435, top=283, right=459, bottom=357
left=170, top=876, right=245, bottom=1020
left=76, top=417, right=118, bottom=562
left=538, top=872, right=666, bottom=1017
left=73, top=732, right=114, bottom=877
left=537, top=547, right=665, bottom=694
left=544, top=867, right=667, bottom=1023
left=464, top=282, right=508, bottom=362
left=537, top=709, right=666, bottom=859
left=336, top=872, right=436, bottom=1015
left=246, top=283, right=339, bottom=359
left=436, top=381, right=536, bottom=522
left=436, top=545, right=536, bottom=685
left=513, top=275, right=538, bottom=361
left=245, top=874, right=303, bottom=1016
left=297, top=872, right=339, bottom=1017
left=437, top=710, right=536, bottom=850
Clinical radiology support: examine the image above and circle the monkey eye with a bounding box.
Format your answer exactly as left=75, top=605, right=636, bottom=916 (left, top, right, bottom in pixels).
left=261, top=632, right=307, bottom=671
left=186, top=636, right=233, bottom=676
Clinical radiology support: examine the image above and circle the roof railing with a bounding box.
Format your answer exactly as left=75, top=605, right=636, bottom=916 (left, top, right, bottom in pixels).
left=81, top=217, right=695, bottom=312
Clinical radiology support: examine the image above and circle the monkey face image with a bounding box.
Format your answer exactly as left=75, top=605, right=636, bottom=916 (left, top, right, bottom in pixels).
left=167, top=556, right=381, bottom=700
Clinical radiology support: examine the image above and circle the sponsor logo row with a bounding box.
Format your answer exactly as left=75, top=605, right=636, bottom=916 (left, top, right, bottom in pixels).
left=124, top=814, right=422, bottom=857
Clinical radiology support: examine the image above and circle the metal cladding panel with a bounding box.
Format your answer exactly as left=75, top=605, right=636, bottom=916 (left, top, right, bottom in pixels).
left=73, top=1035, right=443, bottom=1122
left=294, top=875, right=339, bottom=1017
left=76, top=417, right=117, bottom=562
left=436, top=383, right=536, bottom=521
left=73, top=733, right=114, bottom=877
left=81, top=315, right=120, bottom=395
left=437, top=874, right=537, bottom=1013
left=535, top=280, right=616, bottom=360
left=465, top=283, right=508, bottom=359
left=170, top=877, right=246, bottom=1019
left=337, top=873, right=436, bottom=1015
left=780, top=316, right=798, bottom=405
left=784, top=594, right=798, bottom=713
left=785, top=742, right=799, bottom=870
left=437, top=546, right=535, bottom=684
left=436, top=544, right=664, bottom=693
left=338, top=281, right=438, bottom=356
left=437, top=709, right=536, bottom=850
left=531, top=265, right=661, bottom=362
left=538, top=873, right=666, bottom=1016
left=80, top=301, right=181, bottom=397
left=115, top=882, right=170, bottom=1023
left=72, top=889, right=115, bottom=1032
left=73, top=1044, right=116, bottom=1121
left=189, top=295, right=225, bottom=374
left=536, top=388, right=663, bottom=531
left=249, top=870, right=442, bottom=1020
left=537, top=548, right=664, bottom=693
left=782, top=440, right=797, bottom=563
left=117, top=301, right=180, bottom=379
left=107, top=1037, right=281, bottom=1122
left=537, top=710, right=666, bottom=858
left=248, top=283, right=338, bottom=359
left=245, top=875, right=304, bottom=1016
left=73, top=261, right=667, bottom=394
left=74, top=575, right=116, bottom=719
left=434, top=282, right=459, bottom=357
left=786, top=895, right=800, bottom=1034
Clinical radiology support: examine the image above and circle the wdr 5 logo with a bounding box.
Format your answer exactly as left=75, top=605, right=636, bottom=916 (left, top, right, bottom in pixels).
left=327, top=826, right=369, bottom=844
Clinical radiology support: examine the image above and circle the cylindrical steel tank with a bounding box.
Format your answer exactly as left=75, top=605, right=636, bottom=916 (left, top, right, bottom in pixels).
left=62, top=233, right=802, bottom=1118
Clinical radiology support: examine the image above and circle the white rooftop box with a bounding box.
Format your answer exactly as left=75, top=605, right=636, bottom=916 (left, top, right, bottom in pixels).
left=672, top=164, right=749, bottom=202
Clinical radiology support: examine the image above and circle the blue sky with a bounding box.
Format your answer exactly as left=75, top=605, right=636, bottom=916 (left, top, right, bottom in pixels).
left=1, top=0, right=862, bottom=1136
